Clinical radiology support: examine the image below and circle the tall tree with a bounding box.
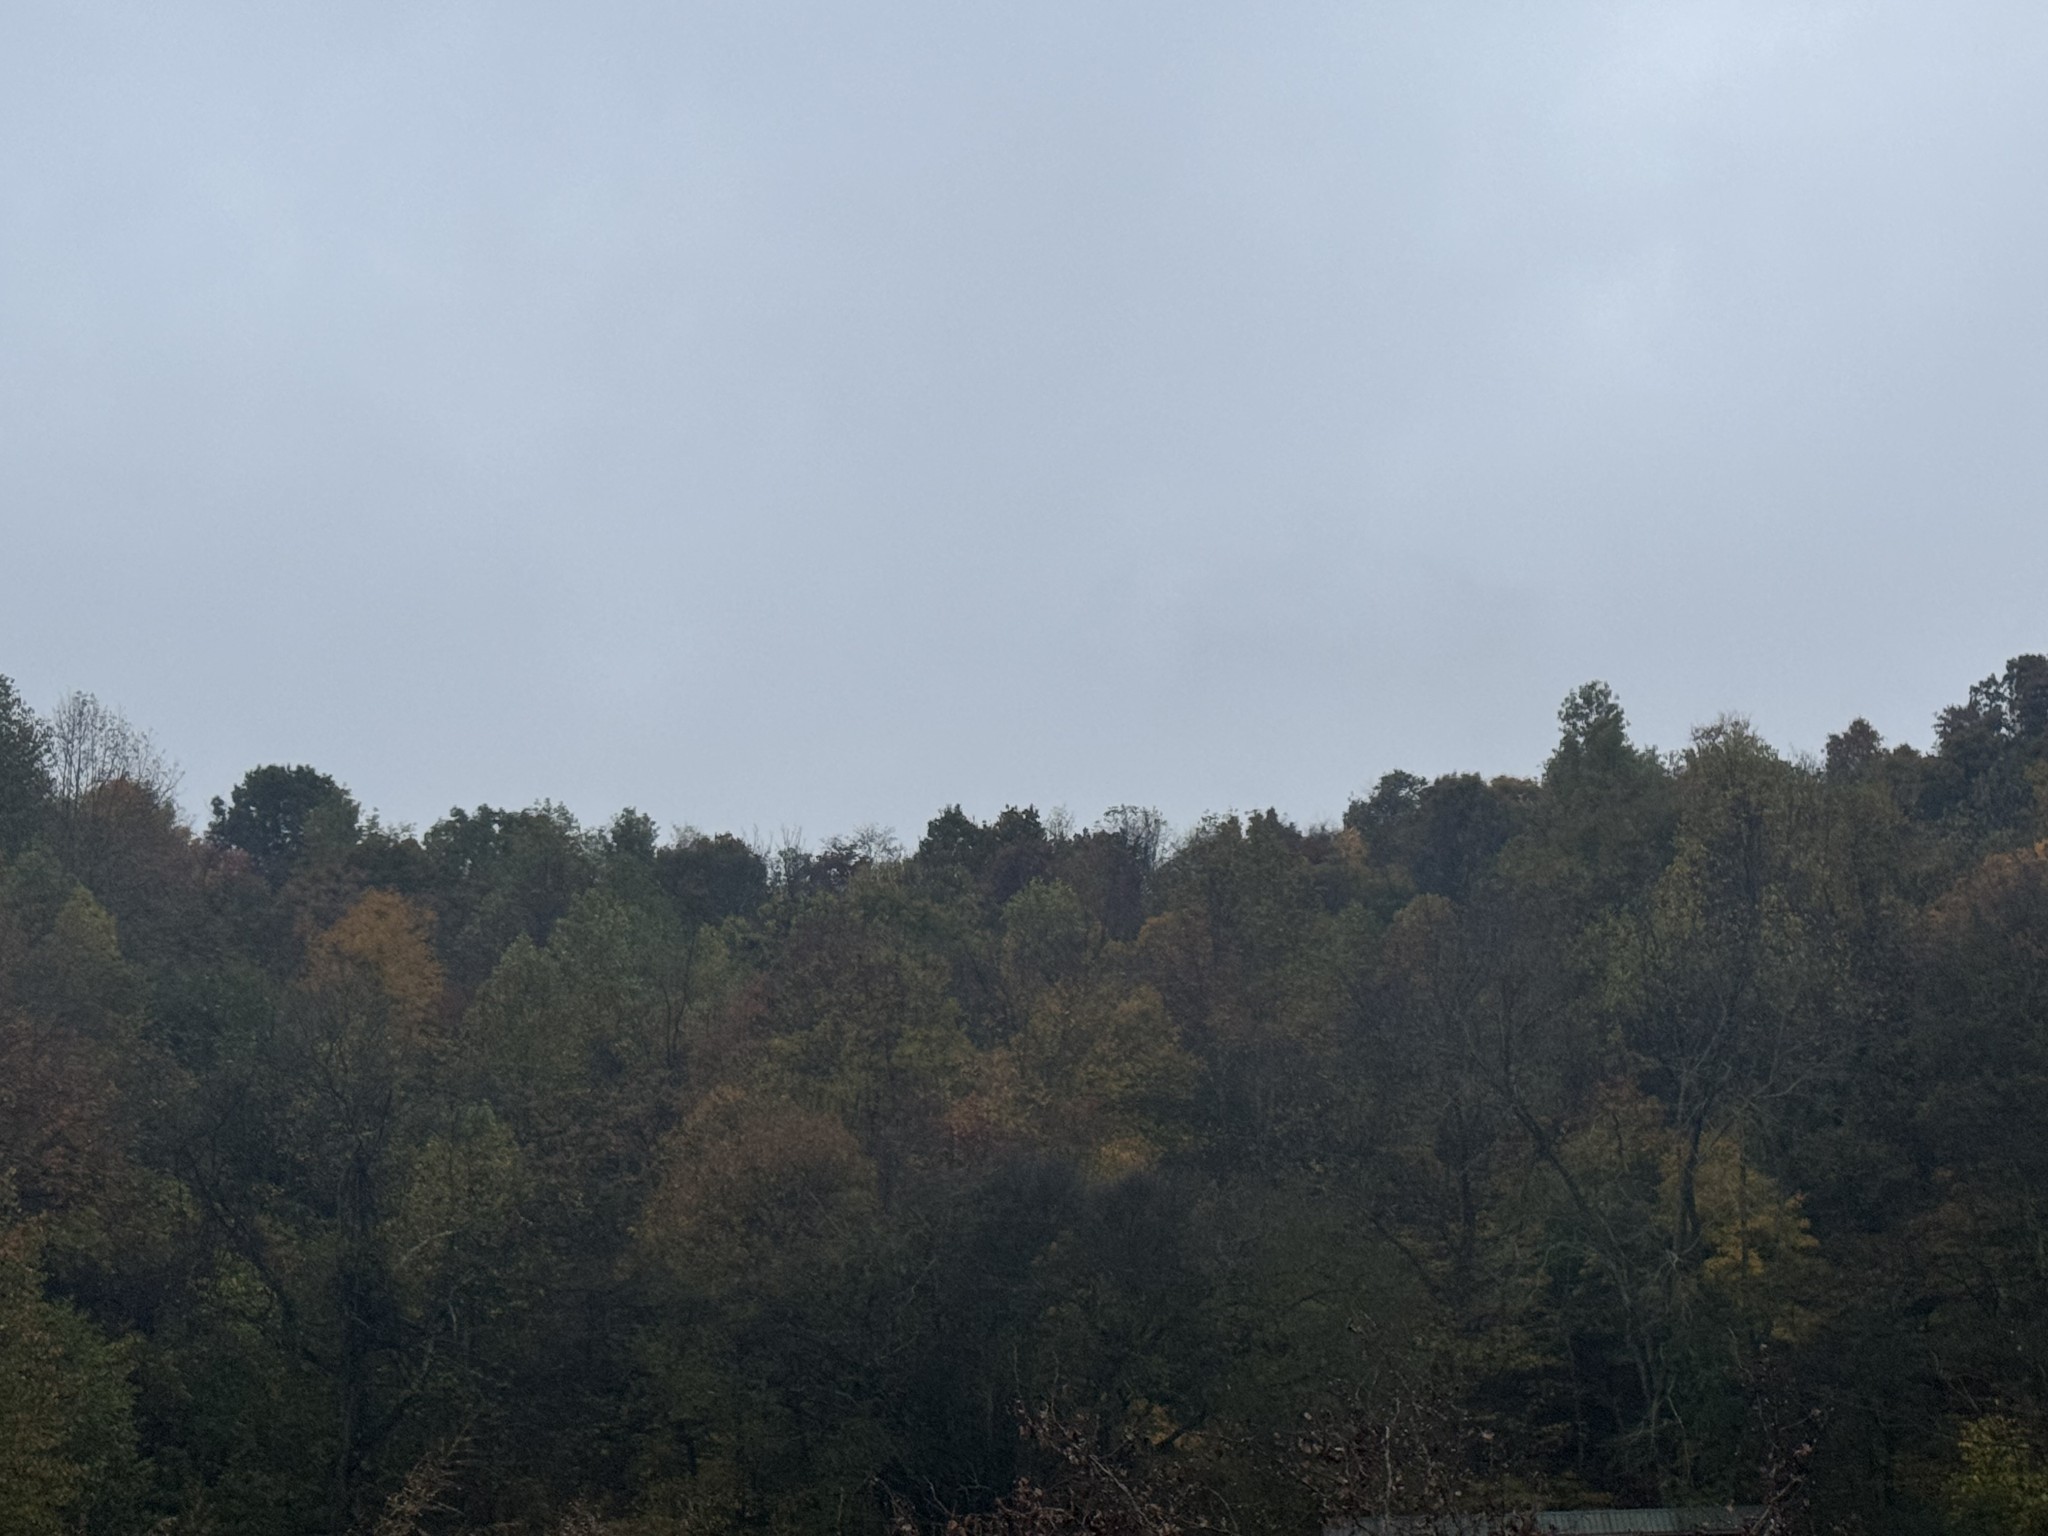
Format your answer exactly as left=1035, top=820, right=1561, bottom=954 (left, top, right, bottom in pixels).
left=208, top=765, right=360, bottom=885
left=0, top=673, right=50, bottom=856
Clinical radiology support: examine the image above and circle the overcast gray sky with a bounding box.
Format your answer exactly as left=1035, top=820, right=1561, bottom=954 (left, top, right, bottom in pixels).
left=4, top=2, right=2044, bottom=842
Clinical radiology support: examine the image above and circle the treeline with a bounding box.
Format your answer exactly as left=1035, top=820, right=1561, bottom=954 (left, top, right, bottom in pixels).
left=3, top=660, right=2048, bottom=1535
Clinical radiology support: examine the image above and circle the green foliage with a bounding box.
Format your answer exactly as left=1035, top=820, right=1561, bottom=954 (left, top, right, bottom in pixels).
left=0, top=672, right=51, bottom=856
left=0, top=1186, right=139, bottom=1535
left=425, top=801, right=597, bottom=986
left=7, top=656, right=2048, bottom=1532
left=656, top=828, right=770, bottom=928
left=208, top=763, right=360, bottom=884
left=1947, top=1416, right=2048, bottom=1536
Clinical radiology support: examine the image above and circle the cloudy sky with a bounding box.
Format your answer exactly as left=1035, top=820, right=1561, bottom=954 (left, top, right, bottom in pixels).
left=3, top=2, right=2044, bottom=842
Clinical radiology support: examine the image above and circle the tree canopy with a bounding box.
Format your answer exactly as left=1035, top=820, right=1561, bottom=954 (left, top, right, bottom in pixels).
left=2, top=658, right=2046, bottom=1534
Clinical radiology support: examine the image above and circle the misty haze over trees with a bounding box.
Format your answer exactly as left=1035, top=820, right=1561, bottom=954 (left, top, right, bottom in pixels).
left=4, top=656, right=2048, bottom=1535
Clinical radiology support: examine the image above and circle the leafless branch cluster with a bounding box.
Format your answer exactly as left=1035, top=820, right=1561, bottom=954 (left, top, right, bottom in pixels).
left=45, top=689, right=180, bottom=808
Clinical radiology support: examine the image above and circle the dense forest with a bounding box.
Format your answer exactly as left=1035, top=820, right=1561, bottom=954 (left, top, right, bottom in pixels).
left=4, top=659, right=2048, bottom=1535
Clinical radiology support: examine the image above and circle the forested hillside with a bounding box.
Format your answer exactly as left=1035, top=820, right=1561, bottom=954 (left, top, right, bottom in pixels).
left=4, top=660, right=2048, bottom=1535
